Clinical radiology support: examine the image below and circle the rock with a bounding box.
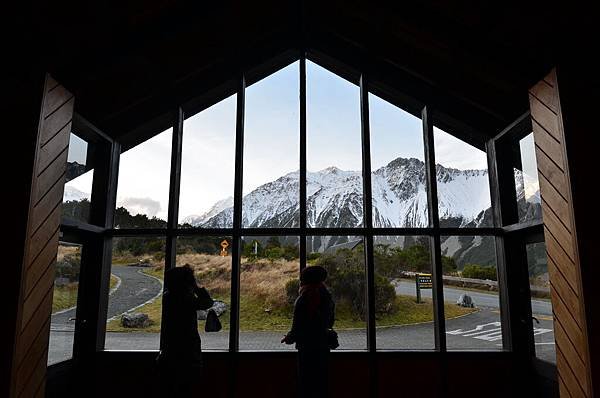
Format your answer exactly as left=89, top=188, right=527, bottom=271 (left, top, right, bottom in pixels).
left=121, top=313, right=151, bottom=328
left=197, top=301, right=228, bottom=320
left=457, top=293, right=475, bottom=308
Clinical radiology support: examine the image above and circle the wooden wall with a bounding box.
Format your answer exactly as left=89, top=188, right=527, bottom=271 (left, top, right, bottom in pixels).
left=10, top=75, right=73, bottom=398
left=529, top=69, right=591, bottom=397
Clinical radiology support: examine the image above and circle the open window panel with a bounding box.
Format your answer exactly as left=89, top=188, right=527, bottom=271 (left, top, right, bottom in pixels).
left=238, top=236, right=299, bottom=351
left=441, top=235, right=504, bottom=351
left=175, top=236, right=233, bottom=350
left=433, top=127, right=492, bottom=228
left=104, top=237, right=166, bottom=350
left=48, top=240, right=83, bottom=365
left=513, top=133, right=543, bottom=224
left=62, top=131, right=95, bottom=224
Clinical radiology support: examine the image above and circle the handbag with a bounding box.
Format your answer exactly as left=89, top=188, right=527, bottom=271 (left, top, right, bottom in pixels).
left=326, top=328, right=339, bottom=349
left=205, top=308, right=222, bottom=332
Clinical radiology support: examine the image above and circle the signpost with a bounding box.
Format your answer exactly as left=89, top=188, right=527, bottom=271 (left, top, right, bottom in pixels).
left=416, top=273, right=432, bottom=303
left=220, top=240, right=229, bottom=257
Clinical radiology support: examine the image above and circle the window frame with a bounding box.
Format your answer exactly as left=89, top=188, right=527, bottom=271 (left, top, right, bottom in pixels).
left=63, top=53, right=549, bottom=361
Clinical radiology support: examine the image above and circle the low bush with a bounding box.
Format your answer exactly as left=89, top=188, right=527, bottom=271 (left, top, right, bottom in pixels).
left=462, top=264, right=497, bottom=281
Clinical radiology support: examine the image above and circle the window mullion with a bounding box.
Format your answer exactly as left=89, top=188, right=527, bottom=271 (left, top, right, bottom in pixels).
left=360, top=74, right=376, bottom=353
left=230, top=74, right=246, bottom=352
left=422, top=106, right=446, bottom=352
left=165, top=107, right=184, bottom=271
left=300, top=53, right=307, bottom=271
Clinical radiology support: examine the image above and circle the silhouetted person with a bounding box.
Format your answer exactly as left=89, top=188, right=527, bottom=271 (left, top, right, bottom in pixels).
left=282, top=265, right=335, bottom=398
left=157, top=265, right=214, bottom=397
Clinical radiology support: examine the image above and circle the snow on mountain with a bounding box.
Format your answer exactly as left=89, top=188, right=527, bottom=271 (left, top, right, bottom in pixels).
left=197, top=157, right=494, bottom=231
left=182, top=197, right=234, bottom=226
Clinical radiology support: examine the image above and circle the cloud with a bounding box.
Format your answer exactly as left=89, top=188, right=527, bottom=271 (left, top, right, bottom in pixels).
left=118, top=197, right=162, bottom=218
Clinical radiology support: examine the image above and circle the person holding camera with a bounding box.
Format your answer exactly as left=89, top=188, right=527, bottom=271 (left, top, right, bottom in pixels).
left=281, top=265, right=336, bottom=398
left=157, top=265, right=214, bottom=397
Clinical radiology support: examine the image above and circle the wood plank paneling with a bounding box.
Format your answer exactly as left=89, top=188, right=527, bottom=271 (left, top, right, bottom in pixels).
left=530, top=69, right=590, bottom=397
left=10, top=75, right=73, bottom=398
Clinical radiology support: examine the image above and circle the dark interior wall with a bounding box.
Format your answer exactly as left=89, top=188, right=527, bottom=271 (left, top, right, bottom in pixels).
left=47, top=352, right=535, bottom=398
left=3, top=69, right=46, bottom=398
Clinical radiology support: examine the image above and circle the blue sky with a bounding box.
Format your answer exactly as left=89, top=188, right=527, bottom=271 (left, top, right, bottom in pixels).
left=67, top=59, right=490, bottom=221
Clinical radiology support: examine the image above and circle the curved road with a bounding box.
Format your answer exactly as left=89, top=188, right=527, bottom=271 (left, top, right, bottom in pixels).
left=49, top=265, right=163, bottom=364
left=393, top=280, right=552, bottom=316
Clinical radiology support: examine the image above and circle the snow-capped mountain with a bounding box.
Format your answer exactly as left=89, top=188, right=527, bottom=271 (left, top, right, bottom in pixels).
left=185, top=156, right=540, bottom=262
left=182, top=197, right=234, bottom=226
left=198, top=157, right=493, bottom=230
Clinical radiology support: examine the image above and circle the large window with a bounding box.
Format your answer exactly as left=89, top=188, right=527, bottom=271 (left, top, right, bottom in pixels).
left=89, top=57, right=526, bottom=356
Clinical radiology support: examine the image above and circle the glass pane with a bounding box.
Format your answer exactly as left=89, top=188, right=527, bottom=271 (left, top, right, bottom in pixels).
left=62, top=132, right=94, bottom=223
left=115, top=129, right=172, bottom=228
left=374, top=236, right=435, bottom=350
left=434, top=127, right=492, bottom=227
left=179, top=96, right=236, bottom=228
left=307, top=61, right=363, bottom=228
left=239, top=236, right=299, bottom=350
left=175, top=236, right=232, bottom=350
left=48, top=242, right=82, bottom=365
left=442, top=236, right=502, bottom=351
left=243, top=62, right=300, bottom=228
left=105, top=237, right=165, bottom=350
left=527, top=242, right=555, bottom=363
left=515, top=133, right=542, bottom=223
left=369, top=94, right=427, bottom=227
left=307, top=236, right=367, bottom=350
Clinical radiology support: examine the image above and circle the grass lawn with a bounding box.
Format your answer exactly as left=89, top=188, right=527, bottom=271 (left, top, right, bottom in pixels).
left=104, top=258, right=476, bottom=333
left=52, top=274, right=118, bottom=313
left=107, top=290, right=475, bottom=333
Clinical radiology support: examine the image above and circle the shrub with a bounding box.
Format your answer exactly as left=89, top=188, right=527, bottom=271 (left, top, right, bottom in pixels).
left=285, top=279, right=300, bottom=305
left=316, top=249, right=396, bottom=319
left=462, top=264, right=497, bottom=281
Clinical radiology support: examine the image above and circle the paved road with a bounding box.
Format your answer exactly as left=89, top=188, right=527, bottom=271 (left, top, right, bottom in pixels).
left=394, top=280, right=553, bottom=316
left=48, top=265, right=162, bottom=364
left=101, top=309, right=555, bottom=363
left=50, top=270, right=556, bottom=365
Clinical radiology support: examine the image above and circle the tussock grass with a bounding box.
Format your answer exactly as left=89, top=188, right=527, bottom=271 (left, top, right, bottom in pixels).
left=105, top=254, right=475, bottom=333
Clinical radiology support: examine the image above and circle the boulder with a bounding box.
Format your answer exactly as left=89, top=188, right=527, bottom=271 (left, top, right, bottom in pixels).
left=456, top=293, right=475, bottom=308
left=121, top=313, right=151, bottom=328
left=197, top=301, right=228, bottom=320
